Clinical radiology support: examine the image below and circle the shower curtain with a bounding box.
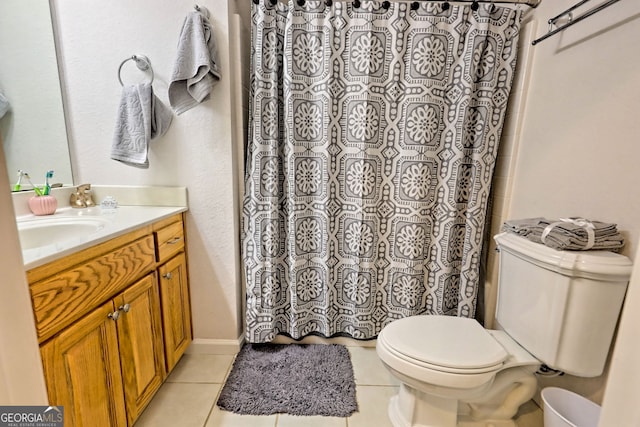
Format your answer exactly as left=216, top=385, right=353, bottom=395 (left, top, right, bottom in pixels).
left=243, top=0, right=522, bottom=343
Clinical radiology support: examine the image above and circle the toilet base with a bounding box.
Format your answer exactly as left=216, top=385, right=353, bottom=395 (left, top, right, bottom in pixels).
left=386, top=367, right=537, bottom=427
left=388, top=387, right=518, bottom=427
left=388, top=383, right=458, bottom=427
left=457, top=420, right=516, bottom=427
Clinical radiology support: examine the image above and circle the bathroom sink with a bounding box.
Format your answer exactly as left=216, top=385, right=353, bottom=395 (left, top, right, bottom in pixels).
left=17, top=216, right=111, bottom=250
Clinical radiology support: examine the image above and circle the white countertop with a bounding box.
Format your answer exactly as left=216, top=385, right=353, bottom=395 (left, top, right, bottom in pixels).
left=19, top=205, right=187, bottom=270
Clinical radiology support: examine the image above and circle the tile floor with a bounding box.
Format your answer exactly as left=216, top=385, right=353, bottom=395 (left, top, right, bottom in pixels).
left=134, top=346, right=543, bottom=427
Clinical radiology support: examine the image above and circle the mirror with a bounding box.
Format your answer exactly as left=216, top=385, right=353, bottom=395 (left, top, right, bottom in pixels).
left=0, top=0, right=73, bottom=191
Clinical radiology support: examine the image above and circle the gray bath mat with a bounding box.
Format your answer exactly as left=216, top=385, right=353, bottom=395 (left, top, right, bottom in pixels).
left=217, top=343, right=358, bottom=417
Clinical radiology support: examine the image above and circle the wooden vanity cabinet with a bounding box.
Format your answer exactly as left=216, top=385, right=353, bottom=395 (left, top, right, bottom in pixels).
left=115, top=273, right=166, bottom=424
left=40, top=299, right=128, bottom=427
left=32, top=213, right=192, bottom=427
left=158, top=253, right=191, bottom=372
left=153, top=215, right=193, bottom=373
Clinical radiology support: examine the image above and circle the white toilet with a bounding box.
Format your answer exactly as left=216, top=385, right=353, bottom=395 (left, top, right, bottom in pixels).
left=376, top=232, right=632, bottom=427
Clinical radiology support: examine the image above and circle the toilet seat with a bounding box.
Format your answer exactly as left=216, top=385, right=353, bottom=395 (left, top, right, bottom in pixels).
left=379, top=316, right=508, bottom=374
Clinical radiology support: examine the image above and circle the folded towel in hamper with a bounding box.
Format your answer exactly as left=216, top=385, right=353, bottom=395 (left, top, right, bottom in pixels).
left=168, top=6, right=221, bottom=115
left=111, top=83, right=172, bottom=168
left=502, top=217, right=624, bottom=252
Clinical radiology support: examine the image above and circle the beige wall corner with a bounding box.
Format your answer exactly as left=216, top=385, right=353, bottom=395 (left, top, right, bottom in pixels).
left=599, top=250, right=640, bottom=426
left=0, top=141, right=48, bottom=404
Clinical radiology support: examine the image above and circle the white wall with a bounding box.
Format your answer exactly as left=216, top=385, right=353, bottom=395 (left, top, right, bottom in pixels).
left=489, top=0, right=640, bottom=407
left=51, top=0, right=245, bottom=344
left=510, top=0, right=640, bottom=258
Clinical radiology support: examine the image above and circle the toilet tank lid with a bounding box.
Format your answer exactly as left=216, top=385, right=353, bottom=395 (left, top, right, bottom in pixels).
left=494, top=232, right=633, bottom=281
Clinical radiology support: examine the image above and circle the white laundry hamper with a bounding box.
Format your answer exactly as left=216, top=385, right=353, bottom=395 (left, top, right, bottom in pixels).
left=541, top=387, right=601, bottom=427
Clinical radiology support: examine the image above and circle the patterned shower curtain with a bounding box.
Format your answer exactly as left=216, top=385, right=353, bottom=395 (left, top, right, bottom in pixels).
left=243, top=0, right=522, bottom=343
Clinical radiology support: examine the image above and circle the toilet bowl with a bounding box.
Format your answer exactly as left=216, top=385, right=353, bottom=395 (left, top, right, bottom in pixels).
left=377, top=315, right=539, bottom=427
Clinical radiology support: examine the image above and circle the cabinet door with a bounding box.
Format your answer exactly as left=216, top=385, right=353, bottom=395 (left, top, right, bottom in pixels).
left=158, top=252, right=192, bottom=372
left=41, top=301, right=126, bottom=427
left=115, top=273, right=166, bottom=425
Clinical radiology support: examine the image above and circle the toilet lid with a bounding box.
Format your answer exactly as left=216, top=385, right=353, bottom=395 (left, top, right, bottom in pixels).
left=381, top=316, right=508, bottom=371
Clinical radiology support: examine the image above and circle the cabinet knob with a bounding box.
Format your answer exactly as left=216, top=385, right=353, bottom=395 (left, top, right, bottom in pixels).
left=119, top=304, right=131, bottom=313
left=108, top=311, right=120, bottom=321
left=163, top=272, right=173, bottom=280
left=167, top=237, right=182, bottom=245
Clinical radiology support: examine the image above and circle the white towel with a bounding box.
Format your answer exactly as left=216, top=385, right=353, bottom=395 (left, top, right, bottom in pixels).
left=0, top=91, right=10, bottom=118
left=111, top=83, right=173, bottom=168
left=169, top=6, right=221, bottom=115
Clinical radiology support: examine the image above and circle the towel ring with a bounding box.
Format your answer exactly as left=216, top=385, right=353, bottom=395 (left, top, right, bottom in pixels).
left=118, top=55, right=154, bottom=87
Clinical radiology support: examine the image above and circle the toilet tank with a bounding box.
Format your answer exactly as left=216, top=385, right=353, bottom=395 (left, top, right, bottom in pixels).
left=494, top=232, right=632, bottom=377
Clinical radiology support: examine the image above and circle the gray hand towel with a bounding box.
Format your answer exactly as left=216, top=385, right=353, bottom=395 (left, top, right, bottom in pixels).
left=111, top=83, right=173, bottom=168
left=169, top=6, right=221, bottom=115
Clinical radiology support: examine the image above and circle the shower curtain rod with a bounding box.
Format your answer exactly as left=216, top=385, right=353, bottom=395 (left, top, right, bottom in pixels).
left=531, top=0, right=620, bottom=45
left=254, top=0, right=541, bottom=8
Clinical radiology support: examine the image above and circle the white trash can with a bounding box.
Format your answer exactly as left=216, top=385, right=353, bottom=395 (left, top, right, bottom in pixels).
left=541, top=387, right=601, bottom=427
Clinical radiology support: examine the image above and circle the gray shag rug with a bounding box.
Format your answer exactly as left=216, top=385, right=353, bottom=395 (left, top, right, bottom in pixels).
left=217, top=343, right=358, bottom=417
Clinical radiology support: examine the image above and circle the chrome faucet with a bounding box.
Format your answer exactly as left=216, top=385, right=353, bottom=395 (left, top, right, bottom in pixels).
left=70, top=184, right=96, bottom=208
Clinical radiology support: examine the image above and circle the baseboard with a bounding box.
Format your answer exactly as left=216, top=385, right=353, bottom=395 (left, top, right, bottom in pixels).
left=186, top=336, right=245, bottom=355
left=271, top=335, right=377, bottom=347
left=186, top=334, right=376, bottom=352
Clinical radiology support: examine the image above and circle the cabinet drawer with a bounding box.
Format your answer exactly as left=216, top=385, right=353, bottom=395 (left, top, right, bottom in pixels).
left=31, top=235, right=155, bottom=343
left=155, top=221, right=184, bottom=263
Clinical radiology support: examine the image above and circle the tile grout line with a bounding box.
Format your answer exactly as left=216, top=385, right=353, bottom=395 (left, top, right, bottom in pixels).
left=201, top=354, right=239, bottom=427
left=355, top=384, right=399, bottom=388
left=200, top=395, right=220, bottom=427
